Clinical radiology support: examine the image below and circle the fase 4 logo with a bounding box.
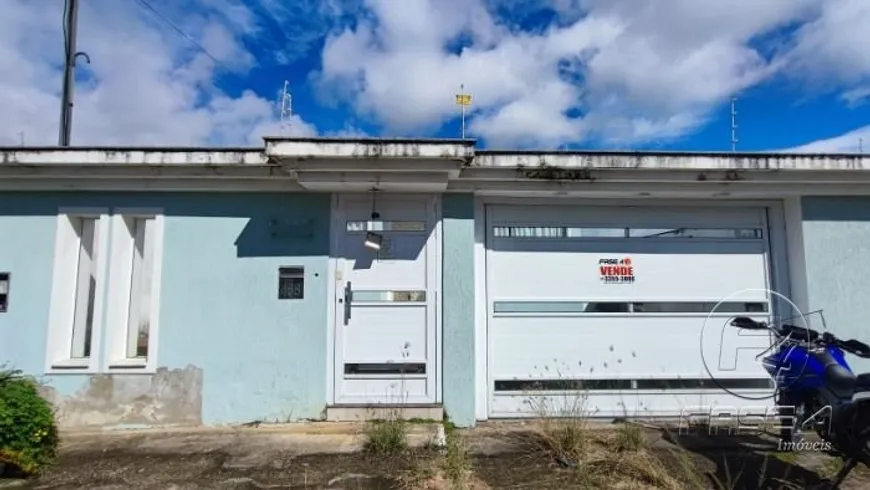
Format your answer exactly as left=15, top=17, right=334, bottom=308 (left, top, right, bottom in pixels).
left=599, top=257, right=635, bottom=284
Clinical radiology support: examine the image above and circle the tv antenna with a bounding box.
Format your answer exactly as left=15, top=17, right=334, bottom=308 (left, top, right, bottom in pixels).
left=279, top=80, right=293, bottom=134
left=730, top=97, right=738, bottom=152
left=860, top=137, right=864, bottom=154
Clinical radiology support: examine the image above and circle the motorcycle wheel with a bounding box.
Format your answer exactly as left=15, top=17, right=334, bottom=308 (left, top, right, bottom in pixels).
left=776, top=392, right=804, bottom=447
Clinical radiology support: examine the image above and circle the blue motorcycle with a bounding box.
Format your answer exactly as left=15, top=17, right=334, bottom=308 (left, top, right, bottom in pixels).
left=730, top=314, right=870, bottom=487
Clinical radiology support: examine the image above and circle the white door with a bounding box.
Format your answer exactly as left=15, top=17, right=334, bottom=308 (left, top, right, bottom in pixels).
left=485, top=204, right=778, bottom=418
left=333, top=194, right=439, bottom=405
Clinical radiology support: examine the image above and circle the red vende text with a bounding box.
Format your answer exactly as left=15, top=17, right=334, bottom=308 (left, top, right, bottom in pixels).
left=600, top=265, right=634, bottom=276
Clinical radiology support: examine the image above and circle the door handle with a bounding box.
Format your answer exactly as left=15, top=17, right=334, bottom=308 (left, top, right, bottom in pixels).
left=343, top=281, right=352, bottom=325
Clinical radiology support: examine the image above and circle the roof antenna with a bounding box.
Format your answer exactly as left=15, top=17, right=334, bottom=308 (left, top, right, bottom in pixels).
left=730, top=97, right=738, bottom=152
left=279, top=80, right=292, bottom=135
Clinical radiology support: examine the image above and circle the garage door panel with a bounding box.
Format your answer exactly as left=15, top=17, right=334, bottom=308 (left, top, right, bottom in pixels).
left=490, top=316, right=772, bottom=381
left=487, top=251, right=770, bottom=299
left=485, top=204, right=777, bottom=418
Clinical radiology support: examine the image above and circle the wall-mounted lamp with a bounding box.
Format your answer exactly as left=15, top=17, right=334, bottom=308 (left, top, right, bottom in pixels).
left=364, top=188, right=383, bottom=251
left=364, top=231, right=383, bottom=251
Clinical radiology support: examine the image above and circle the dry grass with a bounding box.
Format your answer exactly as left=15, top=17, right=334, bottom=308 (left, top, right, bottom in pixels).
left=362, top=417, right=409, bottom=455
left=509, top=392, right=692, bottom=489
left=614, top=422, right=646, bottom=452
left=398, top=422, right=489, bottom=490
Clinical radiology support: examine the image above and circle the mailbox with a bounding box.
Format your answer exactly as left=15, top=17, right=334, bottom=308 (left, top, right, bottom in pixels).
left=278, top=267, right=304, bottom=300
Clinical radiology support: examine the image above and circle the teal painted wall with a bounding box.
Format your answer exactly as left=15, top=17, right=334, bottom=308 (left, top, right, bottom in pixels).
left=441, top=194, right=476, bottom=427
left=0, top=192, right=331, bottom=426
left=802, top=196, right=870, bottom=373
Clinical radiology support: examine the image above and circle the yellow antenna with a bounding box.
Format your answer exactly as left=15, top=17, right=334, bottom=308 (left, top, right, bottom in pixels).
left=455, top=84, right=472, bottom=139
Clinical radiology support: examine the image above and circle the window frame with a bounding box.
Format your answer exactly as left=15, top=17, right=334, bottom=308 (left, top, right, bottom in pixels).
left=490, top=225, right=765, bottom=241
left=45, top=209, right=111, bottom=373
left=103, top=209, right=165, bottom=373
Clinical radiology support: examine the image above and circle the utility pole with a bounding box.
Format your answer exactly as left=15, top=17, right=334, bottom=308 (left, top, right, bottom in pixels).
left=59, top=0, right=89, bottom=146
left=730, top=97, right=738, bottom=152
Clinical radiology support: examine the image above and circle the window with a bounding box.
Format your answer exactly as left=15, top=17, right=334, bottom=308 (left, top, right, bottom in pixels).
left=46, top=211, right=109, bottom=372
left=492, top=225, right=763, bottom=240
left=346, top=220, right=426, bottom=233
left=104, top=212, right=164, bottom=371
left=70, top=217, right=99, bottom=359
left=629, top=228, right=763, bottom=239
left=125, top=217, right=157, bottom=359
left=45, top=209, right=165, bottom=374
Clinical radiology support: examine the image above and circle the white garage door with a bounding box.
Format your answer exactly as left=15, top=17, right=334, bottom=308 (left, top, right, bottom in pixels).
left=486, top=204, right=778, bottom=419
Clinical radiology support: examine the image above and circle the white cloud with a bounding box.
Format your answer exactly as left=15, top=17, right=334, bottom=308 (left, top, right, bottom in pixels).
left=6, top=0, right=870, bottom=150
left=841, top=86, right=870, bottom=107
left=316, top=0, right=870, bottom=148
left=0, top=0, right=316, bottom=147
left=781, top=125, right=870, bottom=154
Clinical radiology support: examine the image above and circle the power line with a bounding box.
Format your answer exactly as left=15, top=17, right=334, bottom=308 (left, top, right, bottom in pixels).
left=131, top=0, right=221, bottom=65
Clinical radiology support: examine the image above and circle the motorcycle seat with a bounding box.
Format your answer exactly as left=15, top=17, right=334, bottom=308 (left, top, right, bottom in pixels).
left=825, top=364, right=857, bottom=397
left=855, top=373, right=870, bottom=390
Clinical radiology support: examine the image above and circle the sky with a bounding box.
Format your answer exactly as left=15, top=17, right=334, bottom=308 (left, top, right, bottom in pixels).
left=3, top=0, right=870, bottom=152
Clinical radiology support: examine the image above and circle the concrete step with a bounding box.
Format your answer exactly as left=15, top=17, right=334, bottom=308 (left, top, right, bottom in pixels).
left=326, top=404, right=443, bottom=422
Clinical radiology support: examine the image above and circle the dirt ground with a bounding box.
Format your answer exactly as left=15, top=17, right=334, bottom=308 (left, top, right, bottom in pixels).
left=4, top=423, right=870, bottom=490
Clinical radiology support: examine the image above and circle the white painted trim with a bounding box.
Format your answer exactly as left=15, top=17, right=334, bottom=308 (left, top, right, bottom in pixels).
left=102, top=209, right=165, bottom=374
left=264, top=139, right=474, bottom=160
left=297, top=171, right=449, bottom=193
left=471, top=152, right=870, bottom=170
left=425, top=195, right=440, bottom=404
left=4, top=175, right=870, bottom=196
left=330, top=195, right=345, bottom=404
left=45, top=209, right=111, bottom=374
left=453, top=182, right=870, bottom=197
left=2, top=149, right=266, bottom=165
left=434, top=195, right=444, bottom=404
left=476, top=196, right=784, bottom=208
left=473, top=197, right=488, bottom=420
left=783, top=197, right=810, bottom=314
left=0, top=179, right=308, bottom=192
left=325, top=193, right=339, bottom=405
left=484, top=204, right=496, bottom=420
left=765, top=202, right=794, bottom=312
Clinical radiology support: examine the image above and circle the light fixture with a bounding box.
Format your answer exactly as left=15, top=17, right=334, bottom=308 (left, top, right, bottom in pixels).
left=364, top=187, right=383, bottom=251
left=364, top=231, right=383, bottom=250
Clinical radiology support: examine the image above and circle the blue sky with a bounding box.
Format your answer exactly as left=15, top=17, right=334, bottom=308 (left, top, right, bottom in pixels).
left=3, top=0, right=870, bottom=152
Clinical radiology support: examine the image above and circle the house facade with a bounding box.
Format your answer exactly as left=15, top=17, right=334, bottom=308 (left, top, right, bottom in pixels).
left=1, top=137, right=869, bottom=429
